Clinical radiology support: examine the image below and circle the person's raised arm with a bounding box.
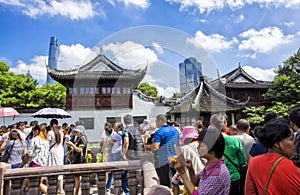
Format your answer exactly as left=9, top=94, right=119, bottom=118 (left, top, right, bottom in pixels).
left=186, top=160, right=199, bottom=186
left=174, top=159, right=196, bottom=195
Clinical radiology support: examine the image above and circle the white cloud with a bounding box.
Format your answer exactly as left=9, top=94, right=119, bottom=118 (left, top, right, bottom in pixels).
left=186, top=31, right=238, bottom=53
left=0, top=0, right=25, bottom=6
left=9, top=56, right=48, bottom=85
left=165, top=0, right=300, bottom=14
left=235, top=14, right=245, bottom=23
left=103, top=41, right=159, bottom=68
left=118, top=0, right=150, bottom=9
left=196, top=18, right=207, bottom=23
left=58, top=44, right=92, bottom=70
left=156, top=86, right=179, bottom=98
left=284, top=21, right=295, bottom=27
left=152, top=42, right=164, bottom=54
left=242, top=65, right=276, bottom=81
left=166, top=0, right=225, bottom=13
left=9, top=43, right=92, bottom=85
left=107, top=0, right=115, bottom=7
left=238, top=27, right=294, bottom=54
left=0, top=0, right=101, bottom=20
left=102, top=41, right=180, bottom=97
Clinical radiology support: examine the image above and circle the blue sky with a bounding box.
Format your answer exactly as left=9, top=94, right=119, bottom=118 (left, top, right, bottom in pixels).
left=0, top=0, right=300, bottom=97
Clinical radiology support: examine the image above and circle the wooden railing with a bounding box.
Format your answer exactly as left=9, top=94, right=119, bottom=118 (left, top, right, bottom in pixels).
left=0, top=160, right=141, bottom=195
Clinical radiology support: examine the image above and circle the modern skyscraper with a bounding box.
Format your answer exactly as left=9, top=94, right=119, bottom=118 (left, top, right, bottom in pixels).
left=46, top=36, right=58, bottom=85
left=179, top=57, right=202, bottom=93
left=26, top=69, right=33, bottom=79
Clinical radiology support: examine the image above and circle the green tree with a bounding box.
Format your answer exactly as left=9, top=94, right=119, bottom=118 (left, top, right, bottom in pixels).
left=0, top=61, right=66, bottom=108
left=264, top=49, right=300, bottom=106
left=243, top=49, right=300, bottom=124
left=0, top=62, right=38, bottom=108
left=137, top=82, right=159, bottom=98
left=34, top=83, right=66, bottom=108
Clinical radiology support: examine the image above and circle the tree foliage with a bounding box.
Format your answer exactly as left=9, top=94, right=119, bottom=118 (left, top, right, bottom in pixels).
left=34, top=83, right=66, bottom=108
left=0, top=61, right=66, bottom=108
left=243, top=49, right=300, bottom=124
left=137, top=82, right=159, bottom=98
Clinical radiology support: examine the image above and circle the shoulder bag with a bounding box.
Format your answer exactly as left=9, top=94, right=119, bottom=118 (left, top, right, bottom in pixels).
left=0, top=140, right=16, bottom=162
left=263, top=156, right=285, bottom=195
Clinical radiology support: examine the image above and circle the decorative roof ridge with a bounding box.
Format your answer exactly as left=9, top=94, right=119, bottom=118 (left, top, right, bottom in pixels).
left=176, top=82, right=201, bottom=104
left=47, top=61, right=148, bottom=76
left=170, top=79, right=248, bottom=114
left=135, top=90, right=157, bottom=102
left=238, top=67, right=257, bottom=83
left=204, top=80, right=248, bottom=106
left=212, top=65, right=261, bottom=84
left=79, top=54, right=124, bottom=72
left=134, top=90, right=177, bottom=106
left=46, top=65, right=79, bottom=75
left=191, top=81, right=204, bottom=109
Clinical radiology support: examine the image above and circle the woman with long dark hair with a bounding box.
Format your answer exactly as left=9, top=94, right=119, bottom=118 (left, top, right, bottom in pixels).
left=245, top=118, right=300, bottom=194
left=47, top=119, right=64, bottom=194
left=0, top=130, right=26, bottom=168
left=20, top=124, right=49, bottom=194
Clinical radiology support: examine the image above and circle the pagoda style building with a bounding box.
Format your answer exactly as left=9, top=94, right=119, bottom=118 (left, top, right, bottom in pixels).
left=47, top=54, right=147, bottom=110
left=211, top=65, right=272, bottom=107
left=168, top=76, right=248, bottom=127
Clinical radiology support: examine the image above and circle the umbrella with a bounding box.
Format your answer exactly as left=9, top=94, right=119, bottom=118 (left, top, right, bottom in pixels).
left=32, top=107, right=71, bottom=119
left=0, top=107, right=20, bottom=125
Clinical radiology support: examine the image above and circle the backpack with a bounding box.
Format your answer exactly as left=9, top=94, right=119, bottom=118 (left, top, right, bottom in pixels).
left=123, top=126, right=144, bottom=160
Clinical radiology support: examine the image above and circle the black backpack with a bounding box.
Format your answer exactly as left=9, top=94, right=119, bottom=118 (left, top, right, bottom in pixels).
left=124, top=126, right=144, bottom=160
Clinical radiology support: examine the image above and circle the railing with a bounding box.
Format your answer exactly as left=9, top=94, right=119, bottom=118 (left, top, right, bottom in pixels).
left=0, top=160, right=141, bottom=195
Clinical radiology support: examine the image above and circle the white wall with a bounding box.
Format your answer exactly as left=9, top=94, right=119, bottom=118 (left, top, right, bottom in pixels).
left=3, top=93, right=172, bottom=143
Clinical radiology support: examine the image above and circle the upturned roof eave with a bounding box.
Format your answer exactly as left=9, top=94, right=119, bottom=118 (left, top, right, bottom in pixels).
left=169, top=80, right=247, bottom=114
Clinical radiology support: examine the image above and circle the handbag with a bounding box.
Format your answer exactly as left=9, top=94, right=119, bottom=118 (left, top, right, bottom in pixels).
left=66, top=149, right=79, bottom=163
left=0, top=140, right=16, bottom=162
left=223, top=153, right=248, bottom=191
left=66, top=136, right=84, bottom=163
left=263, top=156, right=285, bottom=195
left=223, top=153, right=248, bottom=174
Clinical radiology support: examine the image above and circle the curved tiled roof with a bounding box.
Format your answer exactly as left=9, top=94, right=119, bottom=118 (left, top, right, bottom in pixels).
left=210, top=65, right=271, bottom=89
left=168, top=77, right=247, bottom=114
left=47, top=53, right=147, bottom=85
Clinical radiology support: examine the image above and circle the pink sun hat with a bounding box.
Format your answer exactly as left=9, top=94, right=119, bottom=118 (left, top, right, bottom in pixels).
left=181, top=126, right=198, bottom=145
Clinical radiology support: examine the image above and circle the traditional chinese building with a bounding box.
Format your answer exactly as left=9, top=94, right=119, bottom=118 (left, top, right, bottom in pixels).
left=211, top=65, right=272, bottom=107
left=47, top=54, right=147, bottom=110
left=168, top=76, right=248, bottom=127
left=168, top=65, right=272, bottom=127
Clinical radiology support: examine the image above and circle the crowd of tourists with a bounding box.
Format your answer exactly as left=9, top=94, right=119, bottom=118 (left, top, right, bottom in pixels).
left=99, top=110, right=300, bottom=195
left=0, top=107, right=299, bottom=195
left=0, top=119, right=88, bottom=195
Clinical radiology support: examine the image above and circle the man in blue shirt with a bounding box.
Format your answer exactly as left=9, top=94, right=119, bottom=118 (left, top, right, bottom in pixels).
left=144, top=114, right=180, bottom=188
